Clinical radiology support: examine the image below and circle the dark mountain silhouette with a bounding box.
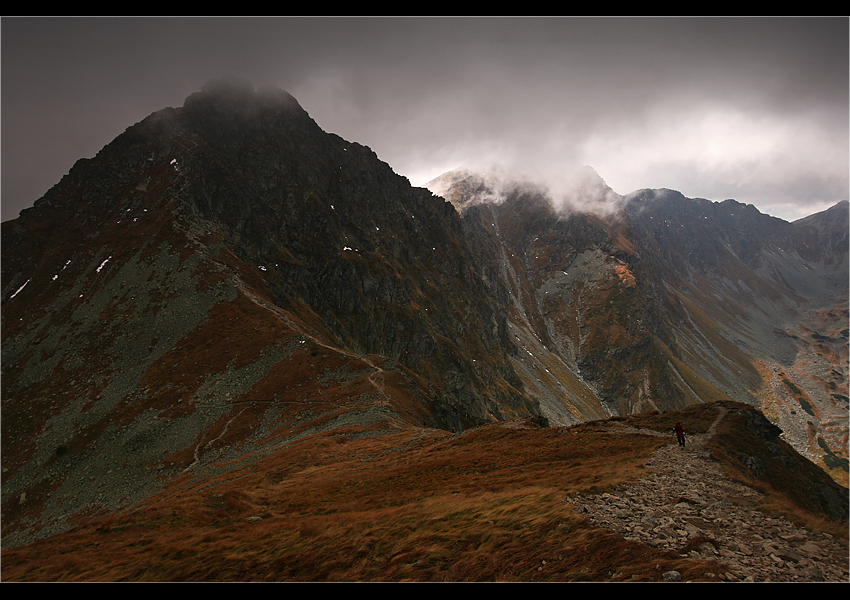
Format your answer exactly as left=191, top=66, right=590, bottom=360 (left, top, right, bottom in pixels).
left=1, top=79, right=541, bottom=548
left=2, top=80, right=847, bottom=578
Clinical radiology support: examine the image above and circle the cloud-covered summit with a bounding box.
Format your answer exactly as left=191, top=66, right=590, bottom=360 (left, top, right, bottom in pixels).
left=2, top=18, right=847, bottom=223
left=426, top=162, right=623, bottom=218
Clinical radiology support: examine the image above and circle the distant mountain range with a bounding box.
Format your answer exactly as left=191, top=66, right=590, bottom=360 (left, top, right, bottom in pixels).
left=429, top=166, right=847, bottom=471
left=2, top=78, right=847, bottom=551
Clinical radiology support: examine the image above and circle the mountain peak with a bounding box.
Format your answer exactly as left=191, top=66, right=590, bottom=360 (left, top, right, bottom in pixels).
left=793, top=199, right=850, bottom=226
left=181, top=78, right=313, bottom=134
left=427, top=163, right=622, bottom=217
left=185, top=77, right=298, bottom=111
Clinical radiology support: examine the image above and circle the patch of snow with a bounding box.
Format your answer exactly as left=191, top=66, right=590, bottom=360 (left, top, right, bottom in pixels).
left=9, top=279, right=30, bottom=299
left=51, top=260, right=72, bottom=282
left=96, top=256, right=111, bottom=273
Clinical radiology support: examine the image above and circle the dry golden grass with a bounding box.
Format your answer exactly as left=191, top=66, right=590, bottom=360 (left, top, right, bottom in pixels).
left=1, top=411, right=737, bottom=582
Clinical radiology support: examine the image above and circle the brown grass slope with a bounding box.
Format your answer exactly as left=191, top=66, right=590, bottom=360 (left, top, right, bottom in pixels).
left=2, top=401, right=845, bottom=582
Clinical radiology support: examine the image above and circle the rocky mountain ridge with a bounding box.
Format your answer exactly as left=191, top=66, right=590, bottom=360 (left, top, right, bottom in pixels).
left=1, top=80, right=540, bottom=548
left=1, top=80, right=847, bottom=557
left=566, top=405, right=848, bottom=582
left=428, top=168, right=848, bottom=484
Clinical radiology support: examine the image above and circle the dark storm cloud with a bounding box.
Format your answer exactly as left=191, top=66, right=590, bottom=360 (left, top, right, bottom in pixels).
left=2, top=17, right=847, bottom=222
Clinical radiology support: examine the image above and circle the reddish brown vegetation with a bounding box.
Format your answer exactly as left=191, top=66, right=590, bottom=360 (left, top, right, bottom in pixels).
left=1, top=407, right=747, bottom=582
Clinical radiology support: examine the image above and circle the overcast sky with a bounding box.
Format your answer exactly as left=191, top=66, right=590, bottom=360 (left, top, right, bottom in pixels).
left=2, top=17, right=848, bottom=223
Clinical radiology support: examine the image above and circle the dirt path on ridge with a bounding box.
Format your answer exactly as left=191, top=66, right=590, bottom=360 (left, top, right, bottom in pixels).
left=565, top=407, right=849, bottom=582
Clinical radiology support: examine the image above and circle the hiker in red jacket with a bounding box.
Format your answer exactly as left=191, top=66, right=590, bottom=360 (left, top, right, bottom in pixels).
left=673, top=422, right=686, bottom=447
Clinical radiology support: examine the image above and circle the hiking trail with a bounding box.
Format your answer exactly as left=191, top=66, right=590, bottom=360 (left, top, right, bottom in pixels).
left=565, top=406, right=849, bottom=582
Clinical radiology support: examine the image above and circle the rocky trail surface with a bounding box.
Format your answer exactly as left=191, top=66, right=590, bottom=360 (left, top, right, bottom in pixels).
left=565, top=408, right=849, bottom=582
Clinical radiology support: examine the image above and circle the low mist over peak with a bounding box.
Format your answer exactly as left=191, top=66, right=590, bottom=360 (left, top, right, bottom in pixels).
left=184, top=77, right=307, bottom=117
left=425, top=162, right=623, bottom=217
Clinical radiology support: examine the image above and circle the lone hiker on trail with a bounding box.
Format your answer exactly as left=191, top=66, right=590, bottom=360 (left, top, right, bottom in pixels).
left=673, top=422, right=686, bottom=447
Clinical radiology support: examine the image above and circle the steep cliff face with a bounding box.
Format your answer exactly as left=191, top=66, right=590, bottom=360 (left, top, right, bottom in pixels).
left=174, top=80, right=537, bottom=425
left=432, top=171, right=720, bottom=420
left=621, top=190, right=848, bottom=483
left=429, top=171, right=848, bottom=482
